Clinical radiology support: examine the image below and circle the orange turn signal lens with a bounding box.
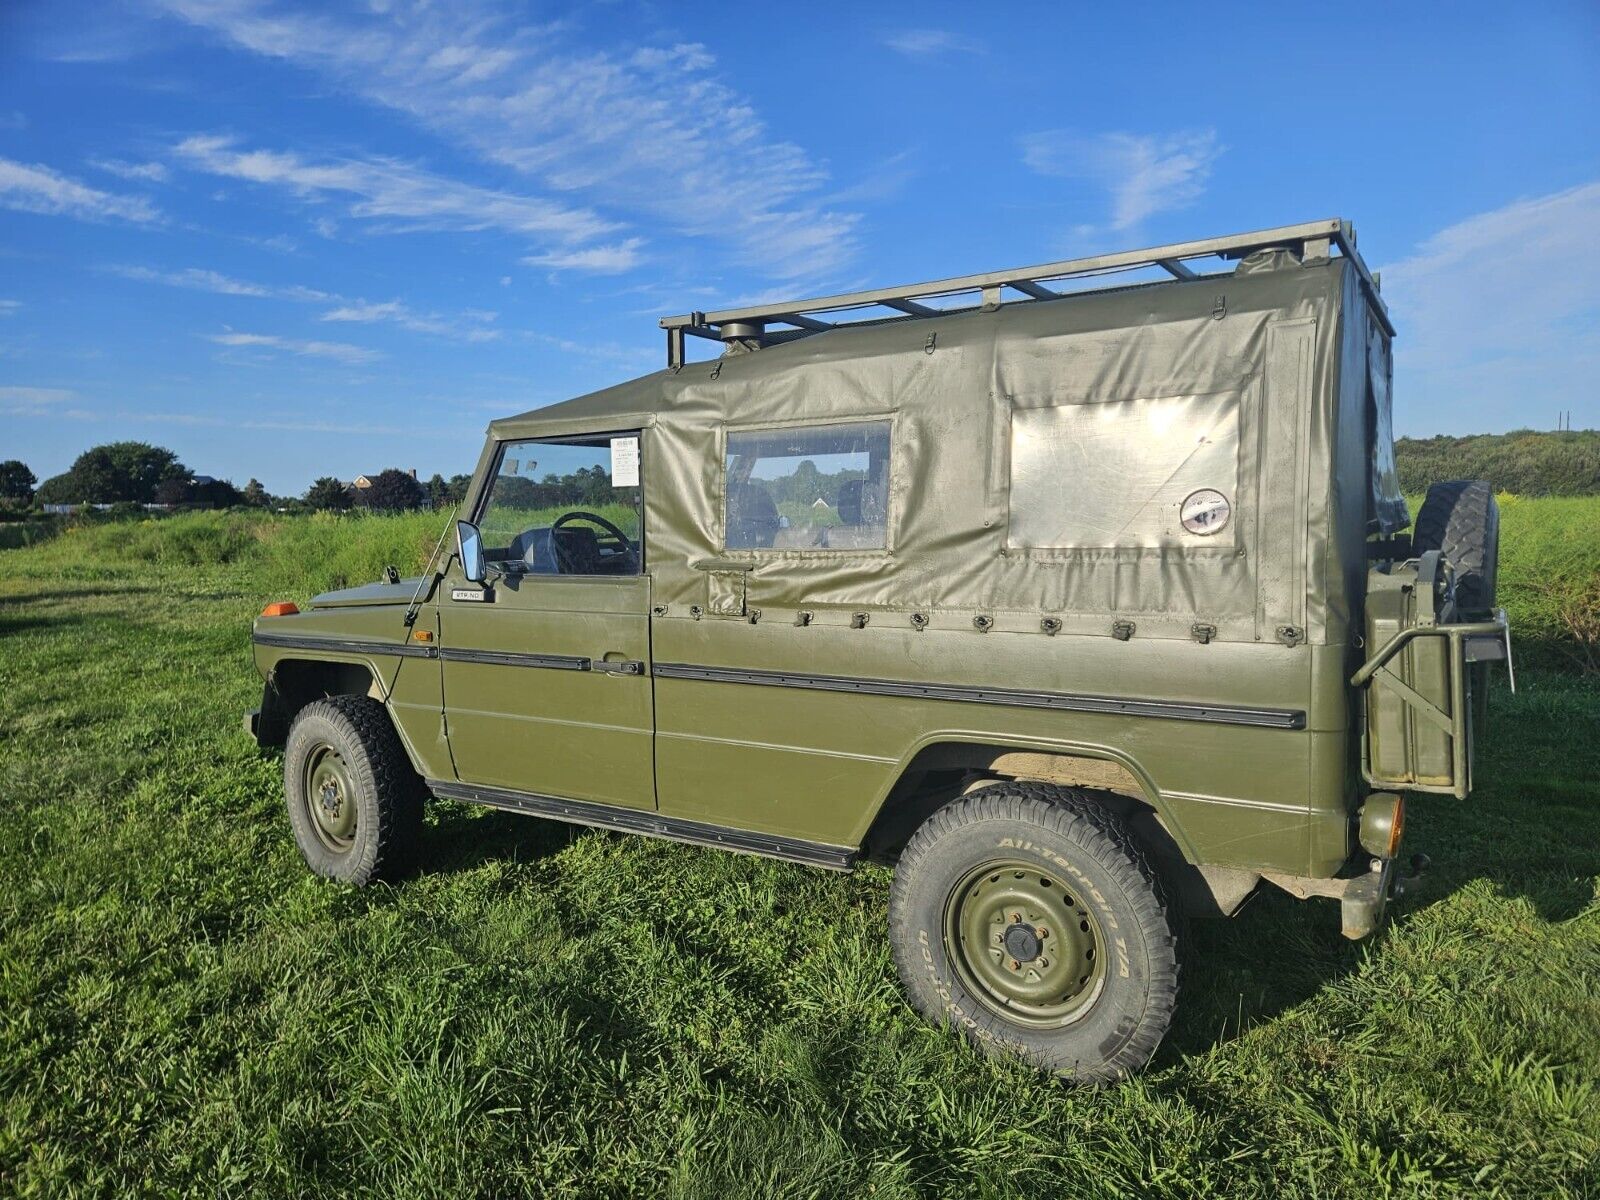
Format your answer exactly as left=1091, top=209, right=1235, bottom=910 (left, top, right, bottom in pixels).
left=260, top=601, right=299, bottom=617
left=412, top=629, right=434, bottom=643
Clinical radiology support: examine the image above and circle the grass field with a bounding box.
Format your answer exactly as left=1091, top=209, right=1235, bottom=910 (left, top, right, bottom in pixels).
left=1, top=506, right=1597, bottom=1198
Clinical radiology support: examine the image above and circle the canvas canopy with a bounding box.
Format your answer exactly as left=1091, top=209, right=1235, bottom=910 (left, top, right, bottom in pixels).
left=488, top=253, right=1405, bottom=648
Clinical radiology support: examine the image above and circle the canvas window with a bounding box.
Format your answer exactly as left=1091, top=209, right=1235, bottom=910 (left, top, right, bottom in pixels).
left=723, top=421, right=891, bottom=551
left=1008, top=393, right=1241, bottom=548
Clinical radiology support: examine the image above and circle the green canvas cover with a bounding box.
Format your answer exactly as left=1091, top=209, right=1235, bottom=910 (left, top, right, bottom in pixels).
left=490, top=254, right=1399, bottom=650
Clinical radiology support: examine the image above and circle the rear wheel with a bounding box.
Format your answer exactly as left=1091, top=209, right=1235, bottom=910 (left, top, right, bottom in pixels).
left=284, top=695, right=423, bottom=885
left=888, top=783, right=1180, bottom=1084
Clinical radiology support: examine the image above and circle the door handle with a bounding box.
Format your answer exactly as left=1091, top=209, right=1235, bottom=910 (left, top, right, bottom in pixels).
left=593, top=659, right=646, bottom=676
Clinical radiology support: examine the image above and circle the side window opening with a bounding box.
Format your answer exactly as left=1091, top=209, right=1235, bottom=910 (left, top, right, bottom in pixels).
left=724, top=420, right=892, bottom=551
left=476, top=433, right=642, bottom=576
left=1008, top=393, right=1241, bottom=549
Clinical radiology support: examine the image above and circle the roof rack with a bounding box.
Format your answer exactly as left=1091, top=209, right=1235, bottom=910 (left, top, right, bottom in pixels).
left=659, top=217, right=1390, bottom=369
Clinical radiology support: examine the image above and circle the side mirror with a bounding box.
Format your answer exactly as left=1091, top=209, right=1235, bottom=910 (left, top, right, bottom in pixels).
left=456, top=520, right=485, bottom=583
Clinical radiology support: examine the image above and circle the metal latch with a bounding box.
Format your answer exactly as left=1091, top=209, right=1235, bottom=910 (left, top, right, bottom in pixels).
left=1191, top=622, right=1217, bottom=645
left=1111, top=619, right=1136, bottom=641
left=1276, top=624, right=1305, bottom=647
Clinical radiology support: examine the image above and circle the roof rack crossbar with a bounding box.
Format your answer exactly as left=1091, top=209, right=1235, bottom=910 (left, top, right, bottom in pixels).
left=660, top=218, right=1391, bottom=368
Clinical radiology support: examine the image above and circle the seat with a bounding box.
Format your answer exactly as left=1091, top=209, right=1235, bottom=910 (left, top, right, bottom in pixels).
left=727, top=482, right=781, bottom=548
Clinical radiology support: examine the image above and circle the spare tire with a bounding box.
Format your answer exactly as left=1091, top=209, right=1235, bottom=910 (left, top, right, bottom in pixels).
left=1412, top=480, right=1499, bottom=614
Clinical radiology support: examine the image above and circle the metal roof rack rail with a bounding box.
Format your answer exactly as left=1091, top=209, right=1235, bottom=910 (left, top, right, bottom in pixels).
left=659, top=218, right=1389, bottom=369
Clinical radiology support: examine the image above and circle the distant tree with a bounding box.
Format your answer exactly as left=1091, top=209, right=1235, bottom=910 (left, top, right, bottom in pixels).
left=92, top=442, right=187, bottom=502
left=192, top=478, right=244, bottom=508
left=242, top=478, right=271, bottom=508
left=425, top=472, right=450, bottom=510
left=0, top=460, right=36, bottom=507
left=153, top=476, right=193, bottom=507
left=354, top=469, right=426, bottom=513
left=305, top=476, right=352, bottom=511
left=446, top=473, right=472, bottom=504
left=41, top=442, right=188, bottom=503
left=34, top=472, right=77, bottom=506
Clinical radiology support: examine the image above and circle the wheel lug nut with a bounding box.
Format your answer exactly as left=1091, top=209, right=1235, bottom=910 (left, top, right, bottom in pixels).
left=1012, top=912, right=1022, bottom=923
left=1010, top=960, right=1021, bottom=970
left=1037, top=928, right=1049, bottom=939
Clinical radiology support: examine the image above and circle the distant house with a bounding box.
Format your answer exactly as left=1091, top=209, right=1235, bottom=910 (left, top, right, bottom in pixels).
left=811, top=496, right=832, bottom=510
left=353, top=468, right=418, bottom=490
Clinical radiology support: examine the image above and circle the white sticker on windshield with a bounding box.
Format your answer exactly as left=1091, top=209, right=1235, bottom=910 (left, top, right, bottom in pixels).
left=610, top=436, right=640, bottom=487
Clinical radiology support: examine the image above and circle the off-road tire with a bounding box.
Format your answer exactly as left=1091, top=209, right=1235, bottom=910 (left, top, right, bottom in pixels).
left=888, top=783, right=1180, bottom=1084
left=1412, top=480, right=1499, bottom=614
left=284, top=695, right=424, bottom=885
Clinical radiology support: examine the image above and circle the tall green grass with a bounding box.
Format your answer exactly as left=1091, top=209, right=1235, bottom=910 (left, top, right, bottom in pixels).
left=1496, top=495, right=1600, bottom=672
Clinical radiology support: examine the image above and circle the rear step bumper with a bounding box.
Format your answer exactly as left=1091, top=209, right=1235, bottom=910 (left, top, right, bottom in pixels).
left=1261, top=853, right=1427, bottom=939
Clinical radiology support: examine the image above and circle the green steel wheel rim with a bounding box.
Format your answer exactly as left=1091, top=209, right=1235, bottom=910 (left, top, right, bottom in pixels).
left=303, top=743, right=359, bottom=853
left=942, top=858, right=1107, bottom=1027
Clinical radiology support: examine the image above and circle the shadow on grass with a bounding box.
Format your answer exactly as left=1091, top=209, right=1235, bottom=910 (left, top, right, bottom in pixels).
left=1162, top=671, right=1600, bottom=1060
left=397, top=671, right=1599, bottom=1068
left=0, top=584, right=160, bottom=605
left=422, top=802, right=583, bottom=876
left=0, top=609, right=94, bottom=637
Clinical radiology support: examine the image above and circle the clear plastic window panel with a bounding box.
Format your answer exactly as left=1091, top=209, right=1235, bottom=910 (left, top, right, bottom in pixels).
left=1008, top=393, right=1240, bottom=548
left=724, top=421, right=891, bottom=551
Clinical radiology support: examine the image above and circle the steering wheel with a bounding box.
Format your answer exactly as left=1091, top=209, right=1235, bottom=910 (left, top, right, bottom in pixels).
left=551, top=510, right=636, bottom=572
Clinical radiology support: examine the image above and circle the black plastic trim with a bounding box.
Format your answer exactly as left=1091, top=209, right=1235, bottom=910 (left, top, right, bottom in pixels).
left=428, top=779, right=856, bottom=871
left=252, top=633, right=597, bottom=673
left=252, top=631, right=437, bottom=658
left=653, top=661, right=1306, bottom=730
left=438, top=647, right=591, bottom=671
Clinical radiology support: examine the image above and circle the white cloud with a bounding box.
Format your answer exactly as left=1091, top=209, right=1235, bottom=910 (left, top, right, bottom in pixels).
left=321, top=300, right=501, bottom=342
left=155, top=1, right=858, bottom=279
left=109, top=264, right=332, bottom=302
left=883, top=30, right=975, bottom=58
left=0, top=385, right=74, bottom=404
left=206, top=330, right=381, bottom=364
left=0, top=300, right=20, bottom=318
left=521, top=238, right=645, bottom=274
left=0, top=112, right=25, bottom=131
left=113, top=263, right=498, bottom=343
left=90, top=158, right=171, bottom=183
left=1020, top=129, right=1221, bottom=230
left=1380, top=181, right=1600, bottom=434
left=0, top=156, right=161, bottom=224
left=175, top=134, right=616, bottom=245
left=0, top=385, right=81, bottom=416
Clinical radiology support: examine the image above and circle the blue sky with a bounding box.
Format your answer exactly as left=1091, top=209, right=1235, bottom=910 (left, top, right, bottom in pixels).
left=2, top=1, right=1596, bottom=495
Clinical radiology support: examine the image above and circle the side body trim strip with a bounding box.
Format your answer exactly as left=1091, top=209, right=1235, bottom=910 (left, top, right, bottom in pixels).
left=253, top=631, right=437, bottom=659
left=438, top=647, right=591, bottom=671
left=428, top=780, right=857, bottom=871
left=653, top=661, right=1305, bottom=730
left=252, top=633, right=592, bottom=672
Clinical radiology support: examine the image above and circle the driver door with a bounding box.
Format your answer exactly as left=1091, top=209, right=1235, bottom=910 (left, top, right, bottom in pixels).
left=440, top=431, right=655, bottom=812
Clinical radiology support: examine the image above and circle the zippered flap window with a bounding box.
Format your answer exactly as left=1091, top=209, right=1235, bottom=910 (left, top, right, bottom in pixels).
left=1007, top=392, right=1241, bottom=549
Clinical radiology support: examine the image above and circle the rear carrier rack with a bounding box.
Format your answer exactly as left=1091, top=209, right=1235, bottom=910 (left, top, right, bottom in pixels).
left=659, top=217, right=1390, bottom=369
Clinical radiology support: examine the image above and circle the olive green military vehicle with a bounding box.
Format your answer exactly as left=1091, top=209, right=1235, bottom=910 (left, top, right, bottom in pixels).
left=247, top=219, right=1510, bottom=1083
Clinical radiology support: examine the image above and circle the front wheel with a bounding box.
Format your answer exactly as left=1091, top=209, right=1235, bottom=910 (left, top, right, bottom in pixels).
left=888, top=783, right=1180, bottom=1084
left=284, top=695, right=423, bottom=885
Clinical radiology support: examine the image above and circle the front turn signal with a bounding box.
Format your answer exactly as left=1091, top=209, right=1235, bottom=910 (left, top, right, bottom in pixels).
left=260, top=601, right=299, bottom=617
